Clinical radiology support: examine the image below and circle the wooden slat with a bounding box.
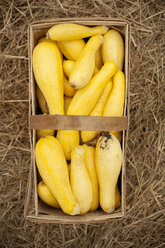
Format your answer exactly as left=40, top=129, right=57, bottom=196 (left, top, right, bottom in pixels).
left=26, top=209, right=124, bottom=224
left=30, top=115, right=128, bottom=131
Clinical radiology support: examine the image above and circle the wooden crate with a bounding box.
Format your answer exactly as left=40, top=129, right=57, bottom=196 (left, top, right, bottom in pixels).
left=24, top=18, right=130, bottom=224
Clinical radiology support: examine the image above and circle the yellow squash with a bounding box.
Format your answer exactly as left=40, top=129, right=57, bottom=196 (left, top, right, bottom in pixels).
left=83, top=145, right=99, bottom=211
left=47, top=23, right=108, bottom=41
left=36, top=86, right=48, bottom=114
left=37, top=128, right=54, bottom=140
left=102, top=29, right=124, bottom=70
left=38, top=37, right=55, bottom=45
left=57, top=39, right=85, bottom=60
left=64, top=96, right=72, bottom=114
left=115, top=185, right=121, bottom=208
left=81, top=81, right=112, bottom=143
left=38, top=181, right=60, bottom=208
left=67, top=61, right=117, bottom=115
left=56, top=130, right=79, bottom=161
left=95, top=132, right=123, bottom=213
left=64, top=73, right=76, bottom=97
left=93, top=66, right=99, bottom=75
left=32, top=42, right=64, bottom=115
left=37, top=37, right=63, bottom=61
left=103, top=70, right=125, bottom=117
left=69, top=35, right=103, bottom=88
left=63, top=59, right=99, bottom=79
left=67, top=163, right=71, bottom=176
left=95, top=48, right=103, bottom=69
left=38, top=37, right=49, bottom=44
left=70, top=146, right=93, bottom=214
left=35, top=136, right=80, bottom=215
left=58, top=39, right=102, bottom=69
left=63, top=60, right=75, bottom=78
left=111, top=131, right=121, bottom=143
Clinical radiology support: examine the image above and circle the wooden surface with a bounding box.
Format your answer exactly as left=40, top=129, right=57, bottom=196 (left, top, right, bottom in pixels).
left=30, top=115, right=128, bottom=131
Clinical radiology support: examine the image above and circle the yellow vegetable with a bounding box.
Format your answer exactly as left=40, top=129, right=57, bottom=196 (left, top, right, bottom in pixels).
left=83, top=145, right=99, bottom=211
left=69, top=35, right=103, bottom=89
left=37, top=37, right=63, bottom=61
left=35, top=136, right=80, bottom=215
left=63, top=60, right=75, bottom=78
left=64, top=96, right=72, bottom=114
left=64, top=73, right=76, bottom=97
left=81, top=81, right=112, bottom=143
left=102, top=29, right=124, bottom=70
left=95, top=132, right=122, bottom=213
left=95, top=48, right=103, bottom=69
left=63, top=59, right=99, bottom=79
left=56, top=130, right=79, bottom=161
left=115, top=185, right=121, bottom=208
left=93, top=66, right=99, bottom=75
left=67, top=61, right=117, bottom=115
left=111, top=131, right=121, bottom=143
left=68, top=163, right=71, bottom=175
left=38, top=37, right=55, bottom=45
left=36, top=86, right=48, bottom=114
left=47, top=23, right=108, bottom=41
left=57, top=39, right=102, bottom=69
left=57, top=39, right=85, bottom=60
left=32, top=42, right=64, bottom=115
left=38, top=181, right=60, bottom=208
left=103, top=70, right=125, bottom=116
left=37, top=129, right=54, bottom=140
left=70, top=146, right=93, bottom=214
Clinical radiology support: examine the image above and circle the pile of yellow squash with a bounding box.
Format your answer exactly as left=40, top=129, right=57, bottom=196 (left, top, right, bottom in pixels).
left=33, top=23, right=125, bottom=215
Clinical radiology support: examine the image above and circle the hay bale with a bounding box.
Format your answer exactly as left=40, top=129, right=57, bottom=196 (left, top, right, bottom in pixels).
left=0, top=0, right=164, bottom=247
